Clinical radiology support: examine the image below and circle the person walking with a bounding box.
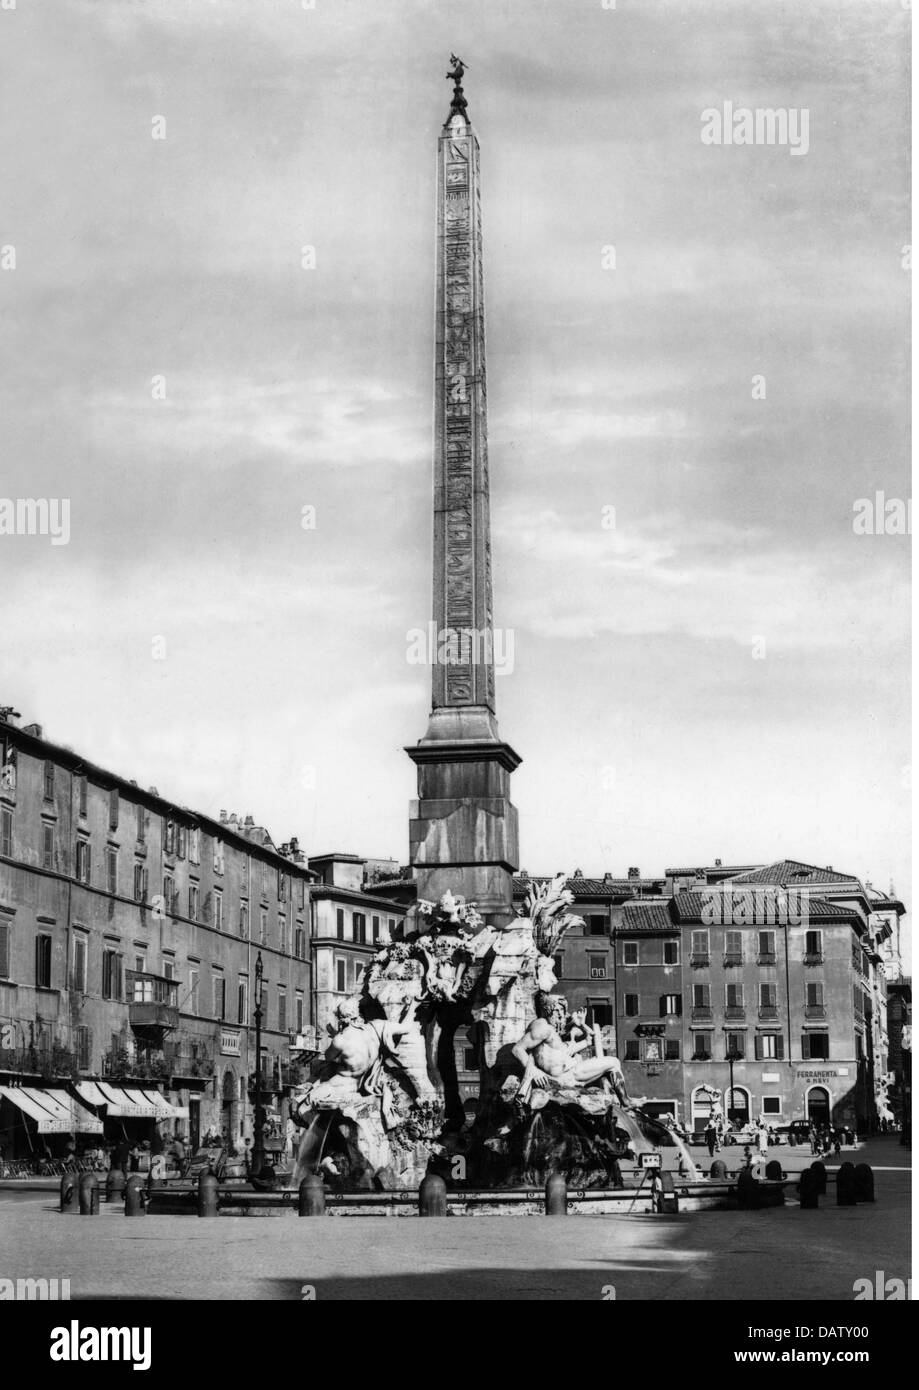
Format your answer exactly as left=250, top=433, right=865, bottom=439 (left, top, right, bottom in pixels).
left=705, top=1119, right=717, bottom=1158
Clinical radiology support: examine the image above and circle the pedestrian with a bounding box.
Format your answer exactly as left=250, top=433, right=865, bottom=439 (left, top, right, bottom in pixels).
left=757, top=1122, right=769, bottom=1159
left=705, top=1119, right=717, bottom=1158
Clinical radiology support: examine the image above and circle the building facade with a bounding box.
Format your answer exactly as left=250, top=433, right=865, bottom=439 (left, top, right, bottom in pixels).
left=0, top=716, right=314, bottom=1154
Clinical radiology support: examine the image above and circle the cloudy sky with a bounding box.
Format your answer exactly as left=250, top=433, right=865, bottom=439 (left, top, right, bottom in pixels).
left=1, top=1, right=910, bottom=936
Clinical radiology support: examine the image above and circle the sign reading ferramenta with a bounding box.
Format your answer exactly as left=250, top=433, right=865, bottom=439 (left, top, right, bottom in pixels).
left=220, top=1030, right=240, bottom=1056
left=797, top=1068, right=848, bottom=1079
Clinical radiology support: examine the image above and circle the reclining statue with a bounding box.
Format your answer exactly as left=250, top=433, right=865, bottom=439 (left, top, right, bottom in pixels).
left=511, top=993, right=629, bottom=1106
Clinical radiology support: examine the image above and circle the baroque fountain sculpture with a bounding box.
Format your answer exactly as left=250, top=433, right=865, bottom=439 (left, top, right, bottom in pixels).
left=290, top=877, right=699, bottom=1191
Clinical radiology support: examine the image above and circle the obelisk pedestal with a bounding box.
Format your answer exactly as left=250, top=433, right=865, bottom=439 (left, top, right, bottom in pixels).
left=406, top=63, right=520, bottom=927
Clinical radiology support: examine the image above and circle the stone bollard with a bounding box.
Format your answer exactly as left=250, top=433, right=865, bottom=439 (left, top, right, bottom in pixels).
left=709, top=1160, right=728, bottom=1180
left=765, top=1160, right=784, bottom=1182
left=836, top=1161, right=857, bottom=1206
left=78, top=1172, right=99, bottom=1216
left=105, top=1168, right=126, bottom=1203
left=798, top=1169, right=819, bottom=1209
left=298, top=1173, right=326, bottom=1217
left=854, top=1163, right=875, bottom=1203
left=197, top=1171, right=220, bottom=1218
left=60, top=1173, right=79, bottom=1216
left=809, top=1160, right=827, bottom=1195
left=124, top=1175, right=146, bottom=1216
left=418, top=1173, right=447, bottom=1217
left=545, top=1173, right=568, bottom=1215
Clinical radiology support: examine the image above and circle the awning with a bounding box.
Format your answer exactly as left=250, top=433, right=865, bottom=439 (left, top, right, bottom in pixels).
left=75, top=1082, right=187, bottom=1120
left=137, top=1089, right=189, bottom=1121
left=0, top=1086, right=102, bottom=1135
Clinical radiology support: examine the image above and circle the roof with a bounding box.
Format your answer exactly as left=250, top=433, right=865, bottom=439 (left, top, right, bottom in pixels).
left=310, top=885, right=407, bottom=913
left=619, top=902, right=676, bottom=933
left=665, top=864, right=761, bottom=878
left=308, top=852, right=367, bottom=866
left=731, top=860, right=862, bottom=887
left=672, top=890, right=862, bottom=924
left=513, top=875, right=667, bottom=898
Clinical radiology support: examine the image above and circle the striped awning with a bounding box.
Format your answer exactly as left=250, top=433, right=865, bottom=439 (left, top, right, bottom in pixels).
left=75, top=1082, right=187, bottom=1120
left=0, top=1086, right=103, bottom=1135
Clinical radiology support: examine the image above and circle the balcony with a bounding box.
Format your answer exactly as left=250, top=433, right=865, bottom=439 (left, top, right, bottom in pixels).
left=723, top=953, right=743, bottom=967
left=0, top=1043, right=75, bottom=1079
left=758, top=1005, right=779, bottom=1020
left=757, top=952, right=777, bottom=966
left=102, top=1047, right=171, bottom=1082
left=804, top=952, right=824, bottom=965
left=725, top=1005, right=746, bottom=1020
left=804, top=1003, right=827, bottom=1020
left=162, top=1040, right=214, bottom=1082
left=690, top=953, right=710, bottom=968
left=691, top=1051, right=713, bottom=1063
left=127, top=971, right=179, bottom=1037
left=691, top=1005, right=713, bottom=1021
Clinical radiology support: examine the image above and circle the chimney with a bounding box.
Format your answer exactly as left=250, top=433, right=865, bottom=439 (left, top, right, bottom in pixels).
left=603, top=872, right=615, bottom=884
left=628, top=867, right=640, bottom=880
left=22, top=723, right=42, bottom=738
left=148, top=787, right=158, bottom=796
left=244, top=815, right=254, bottom=827
left=229, top=813, right=238, bottom=825
left=219, top=809, right=228, bottom=824
left=573, top=867, right=583, bottom=878
left=714, top=858, right=722, bottom=867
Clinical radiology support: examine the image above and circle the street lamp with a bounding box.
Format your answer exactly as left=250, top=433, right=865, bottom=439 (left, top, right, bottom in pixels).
left=251, top=952, right=265, bottom=1180
left=724, top=1035, right=742, bottom=1126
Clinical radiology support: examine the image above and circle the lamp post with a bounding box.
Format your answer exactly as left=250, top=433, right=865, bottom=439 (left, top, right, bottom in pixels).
left=724, top=1034, right=742, bottom=1126
left=251, top=952, right=265, bottom=1180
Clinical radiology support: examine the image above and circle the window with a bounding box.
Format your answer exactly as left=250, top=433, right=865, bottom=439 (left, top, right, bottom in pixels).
left=261, top=862, right=269, bottom=899
left=133, top=863, right=147, bottom=902
left=43, top=761, right=55, bottom=799
left=587, top=1000, right=613, bottom=1028
left=214, top=893, right=224, bottom=932
left=137, top=805, right=145, bottom=843
left=725, top=1031, right=745, bottom=1059
left=354, top=913, right=366, bottom=945
left=0, top=808, right=11, bottom=857
left=109, top=788, right=119, bottom=831
left=278, top=990, right=287, bottom=1034
left=805, top=929, right=823, bottom=961
left=693, top=983, right=711, bottom=1008
left=759, top=982, right=777, bottom=1010
left=259, top=910, right=267, bottom=945
left=164, top=820, right=176, bottom=855
left=163, top=875, right=175, bottom=916
left=106, top=846, right=118, bottom=895
left=134, top=952, right=146, bottom=974
left=802, top=1031, right=829, bottom=1060
left=664, top=940, right=679, bottom=965
left=665, top=1038, right=680, bottom=1060
left=624, top=993, right=639, bottom=1017
left=297, top=879, right=305, bottom=910
left=336, top=959, right=346, bottom=992
left=102, top=948, right=123, bottom=1001
left=588, top=953, right=607, bottom=979
left=75, top=839, right=91, bottom=884
left=72, top=935, right=87, bottom=992
left=755, top=1033, right=784, bottom=1060
left=177, top=825, right=187, bottom=859
left=162, top=958, right=174, bottom=981
left=660, top=994, right=681, bottom=1017
left=806, top=982, right=824, bottom=1007
left=353, top=960, right=363, bottom=986
left=336, top=909, right=345, bottom=941
left=762, top=1096, right=781, bottom=1115
left=758, top=930, right=776, bottom=961
left=213, top=974, right=226, bottom=1021
left=463, top=1046, right=478, bottom=1071
left=692, top=1034, right=713, bottom=1061
left=278, top=869, right=287, bottom=903
left=726, top=982, right=744, bottom=1009
left=295, top=928, right=305, bottom=960
left=35, top=934, right=52, bottom=989
left=78, top=777, right=87, bottom=817
left=42, top=822, right=54, bottom=870
left=588, top=916, right=606, bottom=936
left=189, top=884, right=199, bottom=921
left=279, top=919, right=288, bottom=954
left=239, top=903, right=249, bottom=939
left=724, top=930, right=743, bottom=963
left=372, top=915, right=380, bottom=943
left=211, top=839, right=223, bottom=874
left=624, top=1040, right=640, bottom=1060
left=691, top=929, right=709, bottom=961
left=622, top=941, right=639, bottom=966
left=189, top=967, right=199, bottom=1016
left=188, top=827, right=199, bottom=864
left=0, top=919, right=9, bottom=979
left=74, top=1025, right=92, bottom=1071
left=388, top=918, right=396, bottom=938
left=295, top=995, right=304, bottom=1034
left=237, top=979, right=248, bottom=1026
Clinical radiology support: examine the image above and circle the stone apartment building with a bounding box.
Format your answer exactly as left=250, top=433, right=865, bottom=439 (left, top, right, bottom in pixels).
left=0, top=716, right=315, bottom=1154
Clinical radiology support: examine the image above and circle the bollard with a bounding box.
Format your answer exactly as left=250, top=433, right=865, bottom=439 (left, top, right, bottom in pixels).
left=418, top=1172, right=447, bottom=1217
left=298, top=1173, right=326, bottom=1217
left=78, top=1172, right=99, bottom=1216
left=124, top=1175, right=146, bottom=1216
left=709, top=1160, right=728, bottom=1180
left=836, top=1161, right=857, bottom=1206
left=798, top=1169, right=819, bottom=1209
left=736, top=1167, right=757, bottom=1210
left=854, top=1163, right=875, bottom=1203
left=545, top=1173, right=567, bottom=1216
left=765, top=1160, right=784, bottom=1182
left=809, top=1160, right=827, bottom=1195
left=197, top=1171, right=220, bottom=1218
left=105, top=1168, right=126, bottom=1203
left=60, top=1174, right=79, bottom=1216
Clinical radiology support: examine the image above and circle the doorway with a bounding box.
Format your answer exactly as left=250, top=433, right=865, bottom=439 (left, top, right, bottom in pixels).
left=222, top=1069, right=238, bottom=1145
left=807, top=1085, right=831, bottom=1127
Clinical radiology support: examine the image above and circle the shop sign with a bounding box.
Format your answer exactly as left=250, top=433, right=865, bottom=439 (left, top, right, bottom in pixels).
left=220, top=1030, right=241, bottom=1056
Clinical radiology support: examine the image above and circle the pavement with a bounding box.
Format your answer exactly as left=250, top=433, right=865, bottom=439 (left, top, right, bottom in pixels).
left=0, top=1139, right=909, bottom=1300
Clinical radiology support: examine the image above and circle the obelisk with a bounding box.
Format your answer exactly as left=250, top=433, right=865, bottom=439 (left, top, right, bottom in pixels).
left=406, top=58, right=520, bottom=926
